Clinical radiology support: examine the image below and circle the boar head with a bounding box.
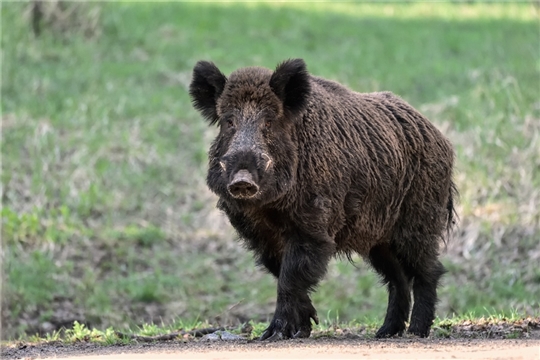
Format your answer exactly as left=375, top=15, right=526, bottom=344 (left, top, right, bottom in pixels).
left=189, top=59, right=311, bottom=205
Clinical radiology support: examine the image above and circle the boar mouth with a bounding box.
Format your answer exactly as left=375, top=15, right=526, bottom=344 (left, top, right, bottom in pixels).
left=227, top=169, right=260, bottom=199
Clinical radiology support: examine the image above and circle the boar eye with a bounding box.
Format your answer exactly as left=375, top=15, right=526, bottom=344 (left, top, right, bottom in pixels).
left=265, top=120, right=272, bottom=129
left=226, top=119, right=234, bottom=128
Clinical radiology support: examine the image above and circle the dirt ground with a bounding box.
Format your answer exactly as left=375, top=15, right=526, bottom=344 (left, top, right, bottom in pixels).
left=3, top=337, right=539, bottom=360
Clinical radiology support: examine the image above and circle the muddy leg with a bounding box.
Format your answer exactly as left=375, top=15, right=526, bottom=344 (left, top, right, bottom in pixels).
left=260, top=231, right=334, bottom=341
left=369, top=243, right=411, bottom=338
left=407, top=260, right=446, bottom=337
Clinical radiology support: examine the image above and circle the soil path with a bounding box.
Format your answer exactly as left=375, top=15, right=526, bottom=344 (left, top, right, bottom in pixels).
left=4, top=338, right=539, bottom=360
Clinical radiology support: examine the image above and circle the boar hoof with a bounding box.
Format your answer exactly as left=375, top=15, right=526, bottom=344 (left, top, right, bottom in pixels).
left=259, top=319, right=288, bottom=341
left=407, top=325, right=430, bottom=338
left=259, top=302, right=318, bottom=341
left=259, top=319, right=312, bottom=341
left=375, top=322, right=405, bottom=338
left=293, top=328, right=311, bottom=339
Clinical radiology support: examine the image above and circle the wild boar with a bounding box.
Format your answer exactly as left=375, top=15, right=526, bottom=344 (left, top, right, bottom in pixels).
left=189, top=58, right=457, bottom=340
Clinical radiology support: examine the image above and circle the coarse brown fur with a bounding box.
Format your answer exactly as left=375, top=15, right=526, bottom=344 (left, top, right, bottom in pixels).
left=189, top=59, right=458, bottom=340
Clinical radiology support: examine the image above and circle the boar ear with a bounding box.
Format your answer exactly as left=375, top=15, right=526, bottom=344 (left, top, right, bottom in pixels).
left=189, top=61, right=227, bottom=125
left=270, top=58, right=310, bottom=118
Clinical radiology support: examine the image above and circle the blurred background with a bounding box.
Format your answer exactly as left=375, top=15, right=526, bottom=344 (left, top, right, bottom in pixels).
left=1, top=1, right=539, bottom=340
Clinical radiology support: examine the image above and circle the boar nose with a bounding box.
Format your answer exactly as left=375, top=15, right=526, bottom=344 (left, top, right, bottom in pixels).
left=228, top=170, right=259, bottom=198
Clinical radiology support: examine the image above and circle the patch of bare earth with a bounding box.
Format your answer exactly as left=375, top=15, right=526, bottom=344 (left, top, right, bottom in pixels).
left=2, top=338, right=540, bottom=360
left=2, top=319, right=539, bottom=360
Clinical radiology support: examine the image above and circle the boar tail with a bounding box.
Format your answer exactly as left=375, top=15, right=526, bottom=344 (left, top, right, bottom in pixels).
left=445, top=181, right=459, bottom=244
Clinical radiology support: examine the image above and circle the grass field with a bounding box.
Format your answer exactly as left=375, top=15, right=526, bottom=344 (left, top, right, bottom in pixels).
left=1, top=2, right=539, bottom=340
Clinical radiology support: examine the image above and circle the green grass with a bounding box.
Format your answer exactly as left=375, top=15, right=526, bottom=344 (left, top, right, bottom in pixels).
left=7, top=313, right=539, bottom=347
left=2, top=1, right=539, bottom=340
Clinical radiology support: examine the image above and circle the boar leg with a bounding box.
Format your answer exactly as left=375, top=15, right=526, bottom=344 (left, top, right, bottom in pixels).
left=258, top=251, right=281, bottom=279
left=260, top=231, right=334, bottom=341
left=369, top=243, right=411, bottom=338
left=407, top=259, right=446, bottom=337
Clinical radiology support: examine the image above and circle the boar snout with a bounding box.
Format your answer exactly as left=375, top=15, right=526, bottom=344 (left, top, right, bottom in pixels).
left=228, top=170, right=259, bottom=198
